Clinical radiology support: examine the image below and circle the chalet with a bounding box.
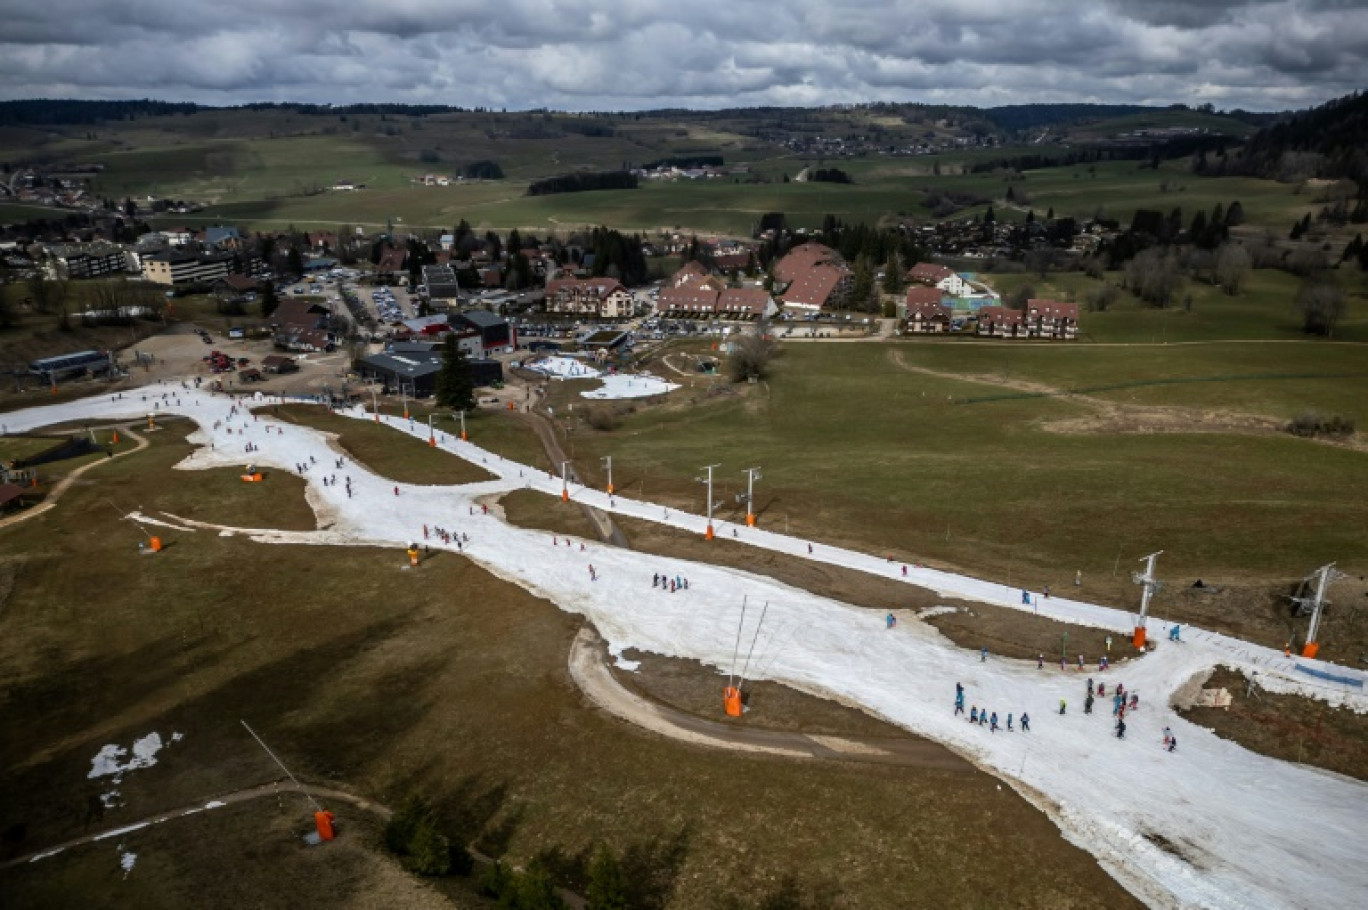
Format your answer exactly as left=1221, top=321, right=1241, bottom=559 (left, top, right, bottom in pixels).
left=545, top=277, right=634, bottom=318
left=374, top=245, right=407, bottom=282
left=1024, top=298, right=1079, bottom=339
left=718, top=288, right=776, bottom=320
left=904, top=287, right=951, bottom=333
left=773, top=243, right=852, bottom=312
left=260, top=355, right=299, bottom=374
left=270, top=299, right=337, bottom=352
left=908, top=262, right=971, bottom=297
left=976, top=306, right=1029, bottom=339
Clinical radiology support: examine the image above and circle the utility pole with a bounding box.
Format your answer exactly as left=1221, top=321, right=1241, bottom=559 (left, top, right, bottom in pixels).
left=1131, top=551, right=1163, bottom=649
left=742, top=466, right=762, bottom=527
left=560, top=460, right=571, bottom=503
left=427, top=413, right=436, bottom=447
left=698, top=463, right=720, bottom=540
left=457, top=409, right=467, bottom=441
left=602, top=455, right=613, bottom=495
left=1293, top=563, right=1343, bottom=659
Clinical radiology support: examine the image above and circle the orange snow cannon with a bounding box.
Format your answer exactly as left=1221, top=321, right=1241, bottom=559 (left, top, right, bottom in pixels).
left=723, top=686, right=743, bottom=717
left=314, top=810, right=336, bottom=841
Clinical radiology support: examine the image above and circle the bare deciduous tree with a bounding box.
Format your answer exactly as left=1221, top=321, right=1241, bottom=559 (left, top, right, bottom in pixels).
left=1214, top=242, right=1252, bottom=295
left=729, top=320, right=779, bottom=383
left=1296, top=274, right=1345, bottom=337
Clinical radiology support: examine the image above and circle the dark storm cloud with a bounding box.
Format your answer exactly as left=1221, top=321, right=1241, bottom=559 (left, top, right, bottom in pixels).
left=1, top=0, right=1363, bottom=109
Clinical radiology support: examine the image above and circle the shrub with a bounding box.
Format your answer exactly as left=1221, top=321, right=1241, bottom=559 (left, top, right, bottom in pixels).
left=1287, top=412, right=1356, bottom=438
left=586, top=406, right=620, bottom=431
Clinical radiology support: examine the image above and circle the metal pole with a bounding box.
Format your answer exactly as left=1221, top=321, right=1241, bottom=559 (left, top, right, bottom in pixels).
left=744, top=466, right=761, bottom=527
left=1306, top=563, right=1334, bottom=647
left=560, top=460, right=571, bottom=501
left=603, top=455, right=613, bottom=495
left=701, top=463, right=720, bottom=539
left=240, top=720, right=324, bottom=813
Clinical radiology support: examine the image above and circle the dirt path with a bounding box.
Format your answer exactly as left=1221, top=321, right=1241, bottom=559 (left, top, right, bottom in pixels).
left=0, top=424, right=149, bottom=533
left=0, top=779, right=390, bottom=870
left=885, top=348, right=1368, bottom=452
left=570, top=626, right=970, bottom=770
left=514, top=392, right=628, bottom=547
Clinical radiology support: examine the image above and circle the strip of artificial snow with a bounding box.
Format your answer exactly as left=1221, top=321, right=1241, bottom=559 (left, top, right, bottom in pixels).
left=7, top=386, right=1368, bottom=910
left=581, top=374, right=679, bottom=400
left=523, top=355, right=601, bottom=379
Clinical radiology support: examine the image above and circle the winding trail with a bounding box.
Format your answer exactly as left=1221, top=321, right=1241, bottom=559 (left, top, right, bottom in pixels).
left=571, top=626, right=970, bottom=769
left=0, top=424, right=148, bottom=533
left=0, top=780, right=390, bottom=871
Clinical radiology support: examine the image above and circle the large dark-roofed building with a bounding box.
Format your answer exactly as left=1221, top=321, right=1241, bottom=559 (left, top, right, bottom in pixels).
left=354, top=348, right=503, bottom=397
left=451, top=310, right=513, bottom=354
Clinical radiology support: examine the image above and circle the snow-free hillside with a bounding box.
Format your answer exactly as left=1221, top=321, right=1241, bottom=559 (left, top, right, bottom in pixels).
left=7, top=386, right=1367, bottom=909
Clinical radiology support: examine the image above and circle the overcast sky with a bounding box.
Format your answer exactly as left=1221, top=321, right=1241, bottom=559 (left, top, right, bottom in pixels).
left=4, top=0, right=1365, bottom=111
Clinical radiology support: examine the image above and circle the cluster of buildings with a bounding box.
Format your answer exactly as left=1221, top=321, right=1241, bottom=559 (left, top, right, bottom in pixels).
left=656, top=261, right=776, bottom=319
left=351, top=311, right=511, bottom=397
left=902, top=262, right=1078, bottom=339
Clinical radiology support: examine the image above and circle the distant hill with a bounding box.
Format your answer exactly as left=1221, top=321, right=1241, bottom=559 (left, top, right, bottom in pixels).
left=1218, top=91, right=1368, bottom=184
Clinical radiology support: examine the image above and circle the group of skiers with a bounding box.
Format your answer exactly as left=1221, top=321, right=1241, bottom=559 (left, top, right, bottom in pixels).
left=653, top=573, right=690, bottom=592
left=423, top=524, right=467, bottom=549
left=955, top=682, right=1030, bottom=733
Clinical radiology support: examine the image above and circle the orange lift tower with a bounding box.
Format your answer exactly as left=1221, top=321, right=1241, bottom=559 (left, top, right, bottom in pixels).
left=1131, top=551, right=1163, bottom=649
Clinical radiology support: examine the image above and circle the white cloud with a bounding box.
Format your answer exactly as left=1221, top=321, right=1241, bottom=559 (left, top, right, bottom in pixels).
left=1, top=1, right=1363, bottom=109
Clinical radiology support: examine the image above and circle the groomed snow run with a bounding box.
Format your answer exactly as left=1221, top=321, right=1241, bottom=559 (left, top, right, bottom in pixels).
left=580, top=373, right=678, bottom=400
left=8, top=386, right=1367, bottom=910
left=523, top=355, right=678, bottom=399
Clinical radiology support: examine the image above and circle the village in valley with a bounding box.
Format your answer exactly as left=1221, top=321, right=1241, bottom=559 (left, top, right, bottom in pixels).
left=2, top=12, right=1368, bottom=908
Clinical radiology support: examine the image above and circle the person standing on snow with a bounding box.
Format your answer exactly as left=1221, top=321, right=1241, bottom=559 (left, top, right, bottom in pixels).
left=970, top=706, right=978, bottom=724
left=980, top=646, right=988, bottom=662
left=1084, top=694, right=1094, bottom=714
left=1059, top=699, right=1067, bottom=715
left=990, top=712, right=998, bottom=733
left=1021, top=713, right=1031, bottom=732
left=954, top=694, right=965, bottom=716
left=1006, top=713, right=1014, bottom=731
left=885, top=613, right=896, bottom=629
left=1116, top=719, right=1127, bottom=739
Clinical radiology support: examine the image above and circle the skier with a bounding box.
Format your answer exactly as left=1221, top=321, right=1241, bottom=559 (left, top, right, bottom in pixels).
left=1116, top=719, right=1127, bottom=739
left=1006, top=713, right=1014, bottom=732
left=1077, top=654, right=1085, bottom=671
left=1037, top=653, right=1044, bottom=670
left=1169, top=624, right=1182, bottom=642
left=956, top=682, right=964, bottom=697
left=807, top=543, right=813, bottom=554
left=393, top=486, right=399, bottom=496
left=901, top=565, right=908, bottom=577
left=954, top=695, right=965, bottom=716
left=1021, top=589, right=1030, bottom=605
left=1021, top=713, right=1030, bottom=732
left=1059, top=699, right=1067, bottom=715
left=1087, top=678, right=1094, bottom=696
left=1097, top=682, right=1106, bottom=697
left=978, top=711, right=986, bottom=726
left=1167, top=735, right=1176, bottom=753
left=970, top=707, right=978, bottom=724
left=980, top=646, right=988, bottom=663
left=885, top=613, right=896, bottom=630
left=1129, top=693, right=1139, bottom=711
left=990, top=712, right=998, bottom=733
left=1084, top=694, right=1094, bottom=714
left=652, top=573, right=659, bottom=587
left=1044, top=585, right=1050, bottom=599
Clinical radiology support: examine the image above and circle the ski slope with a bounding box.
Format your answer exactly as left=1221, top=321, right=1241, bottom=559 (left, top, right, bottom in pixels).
left=7, top=386, right=1367, bottom=910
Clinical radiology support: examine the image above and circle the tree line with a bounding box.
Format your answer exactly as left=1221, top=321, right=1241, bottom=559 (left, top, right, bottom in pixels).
left=527, top=171, right=638, bottom=196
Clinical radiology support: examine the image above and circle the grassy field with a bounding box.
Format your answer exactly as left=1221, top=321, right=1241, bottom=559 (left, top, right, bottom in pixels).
left=269, top=405, right=496, bottom=486
left=981, top=269, right=1368, bottom=344
left=0, top=421, right=1139, bottom=910
left=144, top=155, right=1320, bottom=239
left=554, top=342, right=1368, bottom=661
